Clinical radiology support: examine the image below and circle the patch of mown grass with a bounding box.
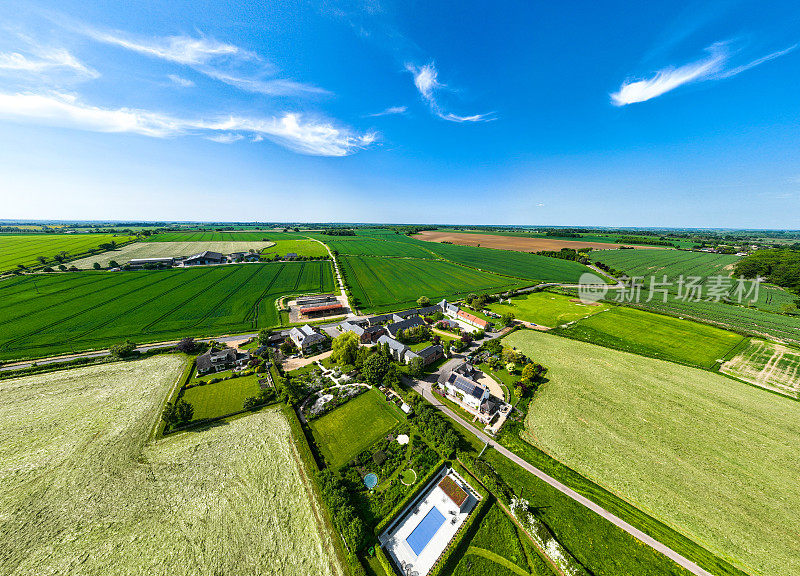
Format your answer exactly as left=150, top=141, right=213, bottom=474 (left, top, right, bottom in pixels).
left=181, top=373, right=262, bottom=421
left=488, top=291, right=610, bottom=327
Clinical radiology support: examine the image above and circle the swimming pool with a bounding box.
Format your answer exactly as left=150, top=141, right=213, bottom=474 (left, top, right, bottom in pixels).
left=406, top=507, right=446, bottom=556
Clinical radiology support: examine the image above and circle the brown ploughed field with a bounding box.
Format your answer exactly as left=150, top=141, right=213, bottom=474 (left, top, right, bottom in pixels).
left=413, top=230, right=660, bottom=252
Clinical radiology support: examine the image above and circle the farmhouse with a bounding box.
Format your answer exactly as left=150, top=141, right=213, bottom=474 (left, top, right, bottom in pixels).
left=377, top=335, right=409, bottom=362
left=341, top=321, right=387, bottom=343
left=437, top=299, right=493, bottom=331
left=379, top=466, right=479, bottom=576
left=196, top=347, right=251, bottom=375
left=416, top=344, right=444, bottom=366
left=183, top=251, right=226, bottom=266
left=366, top=313, right=395, bottom=327
left=289, top=324, right=328, bottom=354
left=387, top=315, right=426, bottom=338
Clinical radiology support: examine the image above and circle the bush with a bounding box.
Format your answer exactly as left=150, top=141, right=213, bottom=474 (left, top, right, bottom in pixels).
left=110, top=339, right=137, bottom=358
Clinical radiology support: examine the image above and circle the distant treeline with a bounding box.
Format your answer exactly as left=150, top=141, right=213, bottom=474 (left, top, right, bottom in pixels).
left=321, top=228, right=356, bottom=236
left=535, top=247, right=590, bottom=263
left=734, top=249, right=800, bottom=295
left=614, top=236, right=676, bottom=247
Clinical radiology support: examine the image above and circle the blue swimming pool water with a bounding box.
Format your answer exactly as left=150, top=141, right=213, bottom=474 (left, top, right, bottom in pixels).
left=364, top=473, right=378, bottom=489
left=406, top=507, right=446, bottom=556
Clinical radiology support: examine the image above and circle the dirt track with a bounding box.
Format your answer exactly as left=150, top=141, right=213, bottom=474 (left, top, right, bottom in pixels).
left=413, top=231, right=660, bottom=252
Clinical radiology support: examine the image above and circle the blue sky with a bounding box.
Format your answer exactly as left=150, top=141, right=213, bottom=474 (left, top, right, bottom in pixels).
left=0, top=0, right=798, bottom=227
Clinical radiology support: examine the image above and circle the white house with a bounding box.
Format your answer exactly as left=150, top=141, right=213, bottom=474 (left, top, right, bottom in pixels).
left=289, top=324, right=327, bottom=354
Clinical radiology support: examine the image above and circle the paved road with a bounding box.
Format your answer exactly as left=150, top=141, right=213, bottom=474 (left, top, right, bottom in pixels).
left=407, top=375, right=714, bottom=576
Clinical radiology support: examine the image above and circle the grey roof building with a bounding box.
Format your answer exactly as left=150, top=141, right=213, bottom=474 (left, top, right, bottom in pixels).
left=184, top=251, right=226, bottom=266
left=196, top=347, right=250, bottom=374
left=386, top=315, right=426, bottom=338
left=289, top=324, right=327, bottom=353
left=377, top=335, right=409, bottom=362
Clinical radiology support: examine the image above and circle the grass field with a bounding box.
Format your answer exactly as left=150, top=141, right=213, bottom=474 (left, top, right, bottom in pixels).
left=313, top=235, right=437, bottom=258
left=0, top=233, right=136, bottom=272
left=591, top=248, right=740, bottom=278
left=552, top=306, right=746, bottom=369
left=451, top=503, right=554, bottom=576
left=339, top=255, right=531, bottom=313
left=720, top=338, right=800, bottom=398
left=0, top=261, right=335, bottom=361
left=0, top=356, right=343, bottom=576
left=68, top=240, right=273, bottom=268
left=181, top=373, right=262, bottom=421
left=488, top=292, right=611, bottom=327
left=309, top=388, right=405, bottom=468
left=505, top=330, right=800, bottom=576
left=261, top=238, right=330, bottom=258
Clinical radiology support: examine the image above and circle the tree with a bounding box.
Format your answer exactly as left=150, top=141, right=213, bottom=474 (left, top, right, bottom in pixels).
left=354, top=346, right=372, bottom=369
left=521, top=363, right=537, bottom=381
left=176, top=400, right=194, bottom=423
left=416, top=296, right=430, bottom=307
left=110, top=339, right=137, bottom=358
left=501, top=312, right=515, bottom=327
left=361, top=353, right=390, bottom=386
left=331, top=331, right=359, bottom=366
left=162, top=402, right=179, bottom=425
left=36, top=256, right=47, bottom=265
left=93, top=262, right=102, bottom=270
left=108, top=260, right=119, bottom=268
left=54, top=251, right=68, bottom=263
left=258, top=328, right=272, bottom=345
left=175, top=337, right=197, bottom=354
left=506, top=362, right=516, bottom=374
left=243, top=396, right=262, bottom=411
left=408, top=356, right=425, bottom=378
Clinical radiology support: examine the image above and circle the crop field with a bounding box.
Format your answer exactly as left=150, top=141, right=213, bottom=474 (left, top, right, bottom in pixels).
left=338, top=255, right=531, bottom=313
left=261, top=238, right=330, bottom=258
left=0, top=357, right=343, bottom=576
left=451, top=503, right=554, bottom=576
left=181, top=374, right=263, bottom=421
left=0, top=261, right=335, bottom=361
left=552, top=306, right=746, bottom=369
left=319, top=236, right=436, bottom=258
left=488, top=291, right=611, bottom=327
left=69, top=240, right=274, bottom=268
left=414, top=230, right=662, bottom=252
left=411, top=239, right=592, bottom=283
left=505, top=330, right=800, bottom=576
left=0, top=233, right=135, bottom=272
left=720, top=339, right=800, bottom=398
left=146, top=231, right=275, bottom=242
left=309, top=388, right=405, bottom=468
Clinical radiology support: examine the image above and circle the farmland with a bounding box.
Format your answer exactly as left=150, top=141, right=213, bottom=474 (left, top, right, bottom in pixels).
left=0, top=233, right=135, bottom=272
left=0, top=356, right=343, bottom=576
left=552, top=306, right=746, bottom=369
left=145, top=231, right=276, bottom=242
left=505, top=330, right=800, bottom=576
left=720, top=338, right=800, bottom=398
left=308, top=388, right=405, bottom=469
left=69, top=240, right=273, bottom=268
left=488, top=291, right=611, bottom=327
left=312, top=235, right=437, bottom=258
left=261, top=238, right=330, bottom=258
left=338, top=255, right=531, bottom=313
left=0, top=261, right=335, bottom=360
left=414, top=230, right=662, bottom=252
left=591, top=248, right=740, bottom=278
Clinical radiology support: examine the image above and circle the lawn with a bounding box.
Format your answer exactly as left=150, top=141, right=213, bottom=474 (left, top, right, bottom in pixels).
left=0, top=356, right=344, bottom=576
left=551, top=305, right=746, bottom=369
left=0, top=261, right=335, bottom=361
left=504, top=329, right=800, bottom=576
left=488, top=291, right=610, bottom=327
left=309, top=388, right=405, bottom=468
left=0, top=233, right=135, bottom=272
left=339, top=255, right=531, bottom=313
left=720, top=338, right=800, bottom=398
left=181, top=373, right=262, bottom=421
left=69, top=240, right=273, bottom=268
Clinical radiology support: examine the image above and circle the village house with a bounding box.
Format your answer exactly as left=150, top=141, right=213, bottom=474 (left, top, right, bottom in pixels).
left=340, top=321, right=387, bottom=344
left=196, top=347, right=251, bottom=375
left=386, top=315, right=426, bottom=338
left=416, top=344, right=445, bottom=365
left=289, top=324, right=328, bottom=354
left=437, top=360, right=498, bottom=420
left=438, top=299, right=493, bottom=331
left=377, top=334, right=409, bottom=362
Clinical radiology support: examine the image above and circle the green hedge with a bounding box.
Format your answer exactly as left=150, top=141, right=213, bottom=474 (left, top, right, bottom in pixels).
left=375, top=546, right=395, bottom=576
left=373, top=459, right=446, bottom=536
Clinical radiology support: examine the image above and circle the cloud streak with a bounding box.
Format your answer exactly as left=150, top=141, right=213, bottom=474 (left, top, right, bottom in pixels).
left=0, top=91, right=376, bottom=156
left=612, top=41, right=797, bottom=106
left=406, top=62, right=495, bottom=123
left=366, top=105, right=407, bottom=117
left=0, top=47, right=98, bottom=78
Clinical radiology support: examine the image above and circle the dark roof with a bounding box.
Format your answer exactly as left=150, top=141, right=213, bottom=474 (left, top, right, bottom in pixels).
left=186, top=250, right=225, bottom=262
left=366, top=313, right=394, bottom=326
left=447, top=373, right=484, bottom=399
left=417, top=345, right=443, bottom=359
left=417, top=304, right=441, bottom=316
left=196, top=347, right=236, bottom=372
left=386, top=315, right=425, bottom=337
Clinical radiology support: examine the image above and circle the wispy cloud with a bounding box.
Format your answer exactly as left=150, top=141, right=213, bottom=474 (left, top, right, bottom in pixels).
left=80, top=28, right=327, bottom=97
left=366, top=105, right=407, bottom=117
left=167, top=74, right=195, bottom=88
left=0, top=47, right=98, bottom=78
left=406, top=62, right=495, bottom=123
left=0, top=91, right=376, bottom=156
left=612, top=41, right=797, bottom=106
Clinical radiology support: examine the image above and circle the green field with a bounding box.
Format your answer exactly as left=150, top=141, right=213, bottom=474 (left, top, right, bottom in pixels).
left=552, top=305, right=746, bottom=369
left=591, top=248, right=740, bottom=278
left=261, top=238, right=330, bottom=258
left=146, top=231, right=276, bottom=242
left=0, top=356, right=344, bottom=576
left=488, top=291, right=611, bottom=327
left=0, top=261, right=335, bottom=360
left=339, top=255, right=531, bottom=313
left=69, top=240, right=273, bottom=268
left=309, top=388, right=405, bottom=468
left=720, top=338, right=800, bottom=398
left=0, top=233, right=136, bottom=272
left=181, top=373, right=262, bottom=421
left=505, top=330, right=800, bottom=576
left=450, top=503, right=554, bottom=576
left=313, top=235, right=437, bottom=258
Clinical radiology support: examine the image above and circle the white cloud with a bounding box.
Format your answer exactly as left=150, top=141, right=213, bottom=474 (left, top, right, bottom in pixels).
left=366, top=105, right=407, bottom=117
left=206, top=133, right=243, bottom=143
left=167, top=74, right=195, bottom=88
left=81, top=28, right=326, bottom=97
left=0, top=48, right=98, bottom=78
left=0, top=91, right=376, bottom=156
left=406, top=62, right=494, bottom=123
left=612, top=41, right=798, bottom=106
